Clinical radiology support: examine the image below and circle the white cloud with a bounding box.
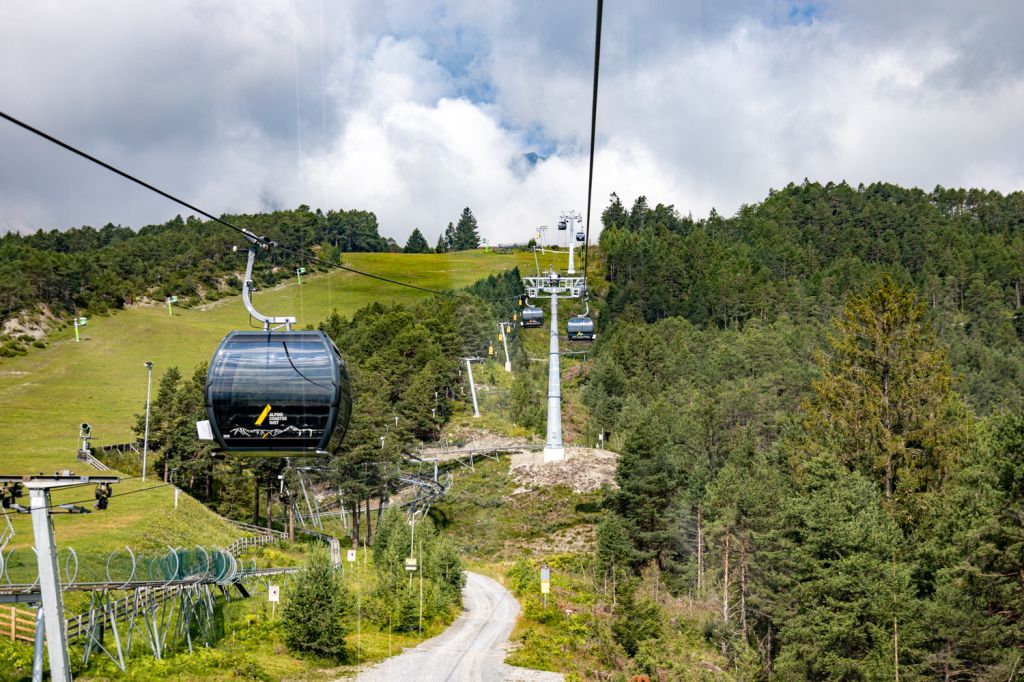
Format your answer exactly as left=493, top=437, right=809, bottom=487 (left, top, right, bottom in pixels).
left=1, top=0, right=1023, bottom=244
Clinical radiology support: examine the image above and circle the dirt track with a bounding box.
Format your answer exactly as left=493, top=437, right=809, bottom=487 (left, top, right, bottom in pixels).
left=349, top=572, right=562, bottom=682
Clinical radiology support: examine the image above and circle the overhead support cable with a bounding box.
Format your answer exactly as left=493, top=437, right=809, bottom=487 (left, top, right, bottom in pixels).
left=582, top=0, right=603, bottom=286
left=0, top=110, right=520, bottom=303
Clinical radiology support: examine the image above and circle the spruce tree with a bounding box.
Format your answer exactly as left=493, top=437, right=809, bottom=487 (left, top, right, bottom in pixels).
left=601, top=192, right=629, bottom=229
left=452, top=208, right=480, bottom=250
left=595, top=513, right=634, bottom=582
left=443, top=222, right=456, bottom=252
left=610, top=399, right=684, bottom=566
left=921, top=412, right=1024, bottom=675
left=768, top=457, right=918, bottom=679
left=404, top=228, right=430, bottom=253
left=435, top=234, right=446, bottom=253
left=282, top=545, right=352, bottom=660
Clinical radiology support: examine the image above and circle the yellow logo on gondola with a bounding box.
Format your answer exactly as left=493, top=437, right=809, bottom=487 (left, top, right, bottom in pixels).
left=255, top=404, right=273, bottom=426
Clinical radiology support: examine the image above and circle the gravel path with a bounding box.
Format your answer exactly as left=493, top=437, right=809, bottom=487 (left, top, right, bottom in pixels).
left=348, top=572, right=563, bottom=682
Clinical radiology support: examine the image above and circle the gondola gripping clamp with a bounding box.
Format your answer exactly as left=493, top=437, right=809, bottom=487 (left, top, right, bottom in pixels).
left=239, top=229, right=296, bottom=331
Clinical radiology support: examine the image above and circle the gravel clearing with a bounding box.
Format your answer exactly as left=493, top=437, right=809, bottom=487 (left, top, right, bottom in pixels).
left=509, top=447, right=618, bottom=493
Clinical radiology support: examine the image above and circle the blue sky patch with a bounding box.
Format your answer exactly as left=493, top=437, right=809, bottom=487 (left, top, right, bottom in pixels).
left=787, top=2, right=821, bottom=25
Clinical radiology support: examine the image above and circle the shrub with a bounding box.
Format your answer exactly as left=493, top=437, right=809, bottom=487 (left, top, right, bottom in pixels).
left=508, top=557, right=537, bottom=595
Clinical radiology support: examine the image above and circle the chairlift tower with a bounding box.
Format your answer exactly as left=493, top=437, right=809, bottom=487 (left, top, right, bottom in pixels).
left=498, top=322, right=512, bottom=372
left=0, top=473, right=120, bottom=682
left=522, top=271, right=586, bottom=462
left=561, top=211, right=581, bottom=275
left=460, top=357, right=483, bottom=418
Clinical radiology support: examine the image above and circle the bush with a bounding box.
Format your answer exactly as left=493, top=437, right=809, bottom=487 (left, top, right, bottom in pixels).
left=508, top=557, right=538, bottom=596
left=0, top=638, right=34, bottom=682
left=281, top=545, right=352, bottom=661
left=611, top=587, right=662, bottom=657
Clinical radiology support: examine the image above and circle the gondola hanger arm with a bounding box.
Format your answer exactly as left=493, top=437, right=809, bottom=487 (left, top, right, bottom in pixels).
left=239, top=230, right=295, bottom=331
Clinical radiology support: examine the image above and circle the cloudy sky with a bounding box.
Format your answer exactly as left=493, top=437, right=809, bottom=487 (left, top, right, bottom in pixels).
left=2, top=1, right=1022, bottom=244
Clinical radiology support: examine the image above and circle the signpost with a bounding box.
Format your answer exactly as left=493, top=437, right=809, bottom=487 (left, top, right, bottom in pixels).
left=166, top=295, right=178, bottom=317
left=73, top=316, right=87, bottom=342
left=540, top=565, right=550, bottom=608
left=347, top=549, right=357, bottom=563
left=296, top=267, right=306, bottom=285
left=268, top=584, right=280, bottom=617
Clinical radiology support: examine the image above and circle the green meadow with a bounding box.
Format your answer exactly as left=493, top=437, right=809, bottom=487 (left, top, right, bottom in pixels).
left=0, top=249, right=565, bottom=551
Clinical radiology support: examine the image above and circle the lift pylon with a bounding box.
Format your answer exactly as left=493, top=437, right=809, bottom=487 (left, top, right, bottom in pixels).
left=0, top=474, right=120, bottom=682
left=521, top=272, right=585, bottom=462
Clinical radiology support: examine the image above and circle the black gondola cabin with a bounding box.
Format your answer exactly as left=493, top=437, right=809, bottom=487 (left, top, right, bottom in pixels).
left=205, top=331, right=352, bottom=456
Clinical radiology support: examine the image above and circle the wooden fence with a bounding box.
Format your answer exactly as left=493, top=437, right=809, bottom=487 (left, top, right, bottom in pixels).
left=1, top=605, right=36, bottom=643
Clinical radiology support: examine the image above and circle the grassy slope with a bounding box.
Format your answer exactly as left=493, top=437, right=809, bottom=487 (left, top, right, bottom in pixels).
left=0, top=250, right=549, bottom=552
left=433, top=457, right=602, bottom=560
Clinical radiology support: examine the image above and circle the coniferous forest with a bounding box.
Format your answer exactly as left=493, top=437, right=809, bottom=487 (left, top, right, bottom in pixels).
left=586, top=181, right=1024, bottom=678
left=5, top=180, right=1024, bottom=677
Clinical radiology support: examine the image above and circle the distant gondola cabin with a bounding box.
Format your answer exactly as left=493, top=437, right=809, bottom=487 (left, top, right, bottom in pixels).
left=521, top=306, right=544, bottom=328
left=567, top=315, right=595, bottom=341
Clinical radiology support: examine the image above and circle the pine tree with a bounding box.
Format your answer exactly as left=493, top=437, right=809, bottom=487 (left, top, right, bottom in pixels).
left=282, top=545, right=352, bottom=660
left=452, top=208, right=480, bottom=251
left=443, top=222, right=456, bottom=252
left=404, top=228, right=430, bottom=253
left=800, top=275, right=969, bottom=525
left=435, top=234, right=446, bottom=253
left=767, top=457, right=918, bottom=679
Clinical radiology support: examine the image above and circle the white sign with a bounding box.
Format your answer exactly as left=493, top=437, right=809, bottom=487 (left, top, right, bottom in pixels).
left=268, top=585, right=280, bottom=603
left=347, top=549, right=357, bottom=563
left=195, top=420, right=214, bottom=441
left=405, top=557, right=418, bottom=572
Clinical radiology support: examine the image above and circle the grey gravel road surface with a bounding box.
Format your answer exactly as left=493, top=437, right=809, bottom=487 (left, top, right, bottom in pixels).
left=350, top=571, right=563, bottom=682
